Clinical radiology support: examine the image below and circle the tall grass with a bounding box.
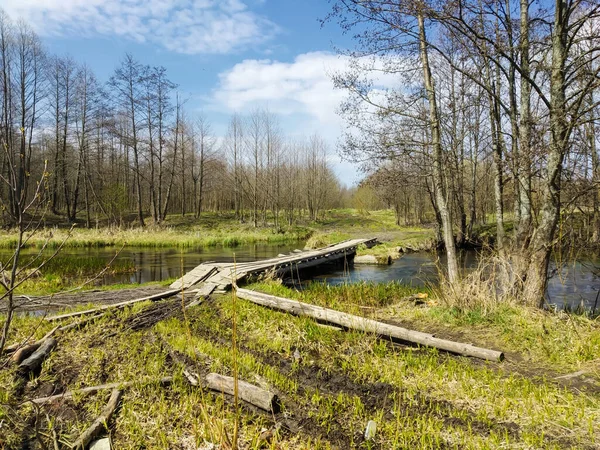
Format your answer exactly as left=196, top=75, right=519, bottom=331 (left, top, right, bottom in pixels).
left=435, top=252, right=518, bottom=313
left=0, top=226, right=313, bottom=249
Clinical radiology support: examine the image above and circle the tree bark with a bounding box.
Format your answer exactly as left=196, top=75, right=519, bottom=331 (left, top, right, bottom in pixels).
left=418, top=9, right=459, bottom=282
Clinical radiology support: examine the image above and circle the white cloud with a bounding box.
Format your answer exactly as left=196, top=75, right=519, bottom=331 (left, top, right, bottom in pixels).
left=1, top=0, right=277, bottom=54
left=213, top=52, right=350, bottom=128
left=212, top=52, right=403, bottom=137
left=212, top=51, right=402, bottom=185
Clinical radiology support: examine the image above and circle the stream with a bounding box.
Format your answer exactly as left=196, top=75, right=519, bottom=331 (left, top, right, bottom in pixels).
left=3, top=243, right=599, bottom=310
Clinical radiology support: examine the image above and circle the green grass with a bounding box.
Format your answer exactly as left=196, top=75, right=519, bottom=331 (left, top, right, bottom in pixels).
left=251, top=281, right=600, bottom=372
left=2, top=281, right=599, bottom=448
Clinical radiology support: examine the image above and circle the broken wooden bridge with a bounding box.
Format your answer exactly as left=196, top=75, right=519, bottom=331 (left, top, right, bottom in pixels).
left=170, top=237, right=378, bottom=293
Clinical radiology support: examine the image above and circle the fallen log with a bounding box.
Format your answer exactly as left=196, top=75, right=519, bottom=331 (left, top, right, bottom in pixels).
left=18, top=337, right=57, bottom=375
left=45, top=289, right=182, bottom=322
left=206, top=373, right=279, bottom=413
left=32, top=376, right=173, bottom=404
left=10, top=326, right=59, bottom=363
left=236, top=288, right=504, bottom=362
left=70, top=389, right=122, bottom=450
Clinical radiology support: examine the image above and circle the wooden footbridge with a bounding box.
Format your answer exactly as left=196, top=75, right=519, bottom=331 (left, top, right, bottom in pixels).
left=170, top=238, right=378, bottom=293
left=44, top=236, right=504, bottom=361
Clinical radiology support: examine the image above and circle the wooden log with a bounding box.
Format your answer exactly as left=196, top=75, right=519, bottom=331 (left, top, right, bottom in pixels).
left=11, top=341, right=42, bottom=364
left=18, top=337, right=57, bottom=375
left=10, top=326, right=59, bottom=363
left=236, top=289, right=504, bottom=362
left=70, top=389, right=122, bottom=449
left=206, top=373, right=279, bottom=413
left=32, top=376, right=173, bottom=404
left=45, top=289, right=182, bottom=322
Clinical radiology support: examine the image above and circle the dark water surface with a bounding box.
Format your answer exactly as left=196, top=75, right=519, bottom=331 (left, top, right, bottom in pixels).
left=3, top=243, right=599, bottom=310
left=309, top=251, right=600, bottom=310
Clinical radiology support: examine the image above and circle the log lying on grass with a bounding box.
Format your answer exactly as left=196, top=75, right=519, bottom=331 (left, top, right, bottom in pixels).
left=70, top=389, right=122, bottom=450
left=18, top=337, right=57, bottom=375
left=236, top=288, right=504, bottom=362
left=45, top=289, right=182, bottom=322
left=10, top=326, right=59, bottom=363
left=206, top=373, right=279, bottom=413
left=32, top=377, right=173, bottom=404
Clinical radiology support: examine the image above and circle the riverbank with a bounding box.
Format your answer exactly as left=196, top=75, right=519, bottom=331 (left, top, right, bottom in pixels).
left=0, top=209, right=436, bottom=295
left=0, top=210, right=435, bottom=251
left=2, top=281, right=598, bottom=449
left=0, top=215, right=312, bottom=249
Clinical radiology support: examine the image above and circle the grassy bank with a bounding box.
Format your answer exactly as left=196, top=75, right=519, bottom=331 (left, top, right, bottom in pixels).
left=2, top=281, right=598, bottom=449
left=0, top=209, right=432, bottom=252
left=304, top=209, right=436, bottom=260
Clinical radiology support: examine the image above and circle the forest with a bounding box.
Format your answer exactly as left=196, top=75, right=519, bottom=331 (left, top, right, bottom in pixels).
left=0, top=11, right=341, bottom=233
left=1, top=2, right=600, bottom=448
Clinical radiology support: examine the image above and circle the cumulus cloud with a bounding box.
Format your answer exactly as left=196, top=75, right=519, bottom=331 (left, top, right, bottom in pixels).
left=213, top=52, right=403, bottom=132
left=1, top=0, right=277, bottom=54
left=214, top=52, right=350, bottom=127
left=212, top=52, right=403, bottom=184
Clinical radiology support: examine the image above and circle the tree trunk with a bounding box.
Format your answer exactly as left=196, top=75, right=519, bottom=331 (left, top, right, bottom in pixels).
left=418, top=10, right=459, bottom=282
left=521, top=0, right=568, bottom=307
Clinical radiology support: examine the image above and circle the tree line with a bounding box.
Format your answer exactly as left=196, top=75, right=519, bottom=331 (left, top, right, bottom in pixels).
left=0, top=10, right=342, bottom=231
left=328, top=0, right=600, bottom=307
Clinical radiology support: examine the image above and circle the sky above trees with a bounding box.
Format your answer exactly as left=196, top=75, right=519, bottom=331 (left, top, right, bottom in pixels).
left=1, top=0, right=364, bottom=183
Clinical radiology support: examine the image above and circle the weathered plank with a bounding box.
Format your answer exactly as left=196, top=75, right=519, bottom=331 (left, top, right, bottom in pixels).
left=169, top=265, right=218, bottom=290
left=46, top=289, right=182, bottom=322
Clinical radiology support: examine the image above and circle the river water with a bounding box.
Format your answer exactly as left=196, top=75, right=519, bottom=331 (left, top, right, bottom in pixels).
left=3, top=243, right=598, bottom=310
left=307, top=252, right=600, bottom=311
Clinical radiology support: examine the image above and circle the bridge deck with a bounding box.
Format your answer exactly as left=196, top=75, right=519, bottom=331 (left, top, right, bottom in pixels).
left=170, top=238, right=377, bottom=291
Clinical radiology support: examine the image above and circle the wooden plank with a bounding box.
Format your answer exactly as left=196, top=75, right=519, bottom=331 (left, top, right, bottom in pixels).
left=169, top=265, right=218, bottom=290
left=46, top=289, right=182, bottom=322
left=236, top=288, right=504, bottom=362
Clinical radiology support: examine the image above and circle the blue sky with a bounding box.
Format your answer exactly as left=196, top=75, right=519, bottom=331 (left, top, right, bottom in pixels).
left=2, top=0, right=362, bottom=184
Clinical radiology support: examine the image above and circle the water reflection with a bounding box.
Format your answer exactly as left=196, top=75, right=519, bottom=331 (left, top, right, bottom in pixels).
left=2, top=244, right=598, bottom=310
left=299, top=251, right=600, bottom=310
